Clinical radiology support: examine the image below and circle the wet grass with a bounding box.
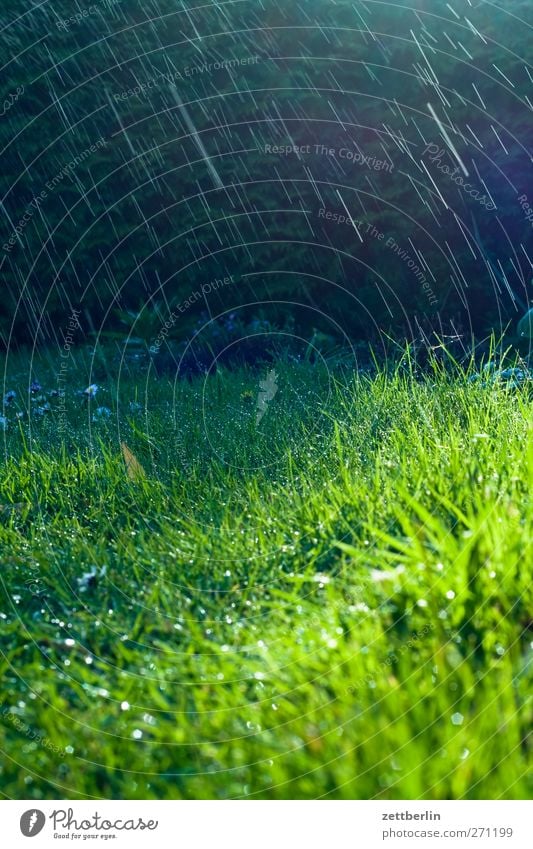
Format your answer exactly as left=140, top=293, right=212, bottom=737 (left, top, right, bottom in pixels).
left=0, top=350, right=531, bottom=799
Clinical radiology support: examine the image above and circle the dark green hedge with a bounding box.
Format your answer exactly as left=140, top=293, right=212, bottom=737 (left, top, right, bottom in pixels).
left=0, top=0, right=531, bottom=350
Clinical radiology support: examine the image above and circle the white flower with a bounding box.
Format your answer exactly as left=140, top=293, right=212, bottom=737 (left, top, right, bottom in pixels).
left=92, top=406, right=111, bottom=421
left=77, top=565, right=106, bottom=592
left=370, top=566, right=405, bottom=583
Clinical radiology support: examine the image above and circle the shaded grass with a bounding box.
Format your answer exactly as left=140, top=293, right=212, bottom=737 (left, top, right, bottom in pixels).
left=0, top=351, right=531, bottom=799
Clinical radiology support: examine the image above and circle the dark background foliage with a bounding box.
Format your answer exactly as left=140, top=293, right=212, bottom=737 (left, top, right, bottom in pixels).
left=0, top=0, right=531, bottom=355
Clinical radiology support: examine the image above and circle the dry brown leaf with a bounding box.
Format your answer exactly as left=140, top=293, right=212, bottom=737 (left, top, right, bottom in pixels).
left=121, top=442, right=146, bottom=481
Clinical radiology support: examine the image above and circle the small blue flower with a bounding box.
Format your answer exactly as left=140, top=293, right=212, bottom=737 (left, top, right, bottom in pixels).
left=35, top=403, right=51, bottom=415
left=92, top=406, right=111, bottom=421
left=83, top=384, right=99, bottom=398
left=499, top=368, right=526, bottom=381
left=30, top=380, right=42, bottom=394
left=4, top=390, right=16, bottom=404
left=0, top=415, right=7, bottom=430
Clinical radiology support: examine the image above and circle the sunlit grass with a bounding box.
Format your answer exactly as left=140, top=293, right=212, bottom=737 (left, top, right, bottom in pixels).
left=0, top=350, right=531, bottom=799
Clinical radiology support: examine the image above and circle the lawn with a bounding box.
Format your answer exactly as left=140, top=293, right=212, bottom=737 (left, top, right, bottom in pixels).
left=0, top=349, right=531, bottom=799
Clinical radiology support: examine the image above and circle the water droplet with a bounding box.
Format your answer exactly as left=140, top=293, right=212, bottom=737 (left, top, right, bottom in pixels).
left=451, top=712, right=464, bottom=726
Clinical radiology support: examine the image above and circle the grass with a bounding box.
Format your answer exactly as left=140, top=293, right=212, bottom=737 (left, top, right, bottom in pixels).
left=0, top=348, right=531, bottom=799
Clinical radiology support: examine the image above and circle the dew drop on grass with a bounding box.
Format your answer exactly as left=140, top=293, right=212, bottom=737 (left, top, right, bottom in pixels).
left=121, top=701, right=130, bottom=711
left=312, top=573, right=330, bottom=584
left=451, top=712, right=464, bottom=726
